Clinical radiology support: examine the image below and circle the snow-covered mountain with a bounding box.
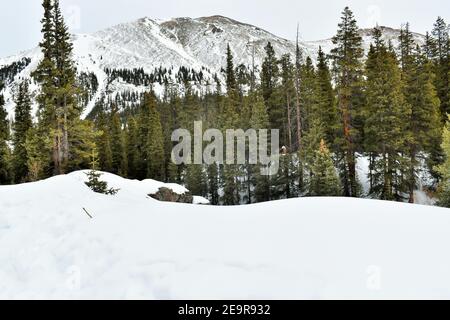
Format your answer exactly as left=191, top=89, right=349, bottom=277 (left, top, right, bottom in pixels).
left=0, top=170, right=449, bottom=299
left=0, top=16, right=426, bottom=117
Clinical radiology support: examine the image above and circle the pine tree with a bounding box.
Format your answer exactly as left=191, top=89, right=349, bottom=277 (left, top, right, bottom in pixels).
left=309, top=139, right=341, bottom=196
left=93, top=100, right=113, bottom=172
left=145, top=93, right=165, bottom=181
left=364, top=28, right=411, bottom=201
left=186, top=164, right=208, bottom=197
left=207, top=162, right=220, bottom=205
left=110, top=105, right=127, bottom=175
left=330, top=6, right=364, bottom=197
left=85, top=148, right=119, bottom=196
left=0, top=86, right=11, bottom=184
left=32, top=0, right=81, bottom=175
left=12, top=81, right=33, bottom=183
left=125, top=116, right=139, bottom=179
left=250, top=93, right=271, bottom=202
left=401, top=41, right=442, bottom=202
left=431, top=17, right=450, bottom=121
left=300, top=57, right=318, bottom=133
left=261, top=42, right=283, bottom=136
left=436, top=117, right=450, bottom=207
left=279, top=54, right=295, bottom=150
left=315, top=47, right=338, bottom=149
left=225, top=44, right=237, bottom=97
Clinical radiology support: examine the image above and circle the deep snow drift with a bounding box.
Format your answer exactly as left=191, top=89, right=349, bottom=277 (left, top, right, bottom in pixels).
left=0, top=171, right=449, bottom=299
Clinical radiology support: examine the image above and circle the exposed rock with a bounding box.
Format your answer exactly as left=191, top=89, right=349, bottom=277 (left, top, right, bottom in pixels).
left=149, top=187, right=194, bottom=204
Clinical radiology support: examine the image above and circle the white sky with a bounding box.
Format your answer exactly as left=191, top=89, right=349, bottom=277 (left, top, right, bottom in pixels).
left=0, top=0, right=449, bottom=56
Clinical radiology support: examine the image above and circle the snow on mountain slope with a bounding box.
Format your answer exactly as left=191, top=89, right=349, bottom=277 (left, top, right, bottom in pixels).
left=0, top=171, right=449, bottom=299
left=0, top=16, right=426, bottom=118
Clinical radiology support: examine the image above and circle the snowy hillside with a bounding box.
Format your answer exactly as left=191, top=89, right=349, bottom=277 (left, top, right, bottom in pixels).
left=0, top=16, right=426, bottom=117
left=0, top=171, right=449, bottom=299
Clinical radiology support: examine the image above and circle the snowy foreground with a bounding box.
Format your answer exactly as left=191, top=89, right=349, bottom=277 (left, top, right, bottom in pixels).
left=0, top=171, right=450, bottom=299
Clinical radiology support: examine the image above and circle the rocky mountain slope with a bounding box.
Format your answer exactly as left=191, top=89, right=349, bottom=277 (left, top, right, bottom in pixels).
left=0, top=16, right=425, bottom=117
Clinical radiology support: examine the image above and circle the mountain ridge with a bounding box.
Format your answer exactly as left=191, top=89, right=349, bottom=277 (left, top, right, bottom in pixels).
left=0, top=15, right=426, bottom=118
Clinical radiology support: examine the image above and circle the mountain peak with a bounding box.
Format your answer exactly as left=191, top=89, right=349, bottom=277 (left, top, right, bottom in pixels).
left=1, top=16, right=426, bottom=118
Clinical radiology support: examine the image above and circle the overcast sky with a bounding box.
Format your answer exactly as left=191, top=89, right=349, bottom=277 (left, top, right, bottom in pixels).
left=0, top=0, right=449, bottom=56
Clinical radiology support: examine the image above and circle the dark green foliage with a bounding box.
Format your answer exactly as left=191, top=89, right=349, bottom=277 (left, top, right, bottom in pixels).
left=85, top=170, right=119, bottom=195
left=110, top=105, right=127, bottom=176
left=364, top=28, right=411, bottom=200
left=436, top=118, right=450, bottom=207
left=309, top=140, right=341, bottom=196
left=330, top=6, right=364, bottom=197
left=0, top=87, right=11, bottom=184
left=431, top=17, right=450, bottom=121
left=12, top=81, right=33, bottom=183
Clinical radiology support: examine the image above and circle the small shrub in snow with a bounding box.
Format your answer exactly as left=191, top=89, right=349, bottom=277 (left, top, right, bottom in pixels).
left=85, top=171, right=119, bottom=195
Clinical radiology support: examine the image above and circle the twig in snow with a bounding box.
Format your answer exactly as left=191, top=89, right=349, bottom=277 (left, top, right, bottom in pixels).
left=83, top=208, right=93, bottom=219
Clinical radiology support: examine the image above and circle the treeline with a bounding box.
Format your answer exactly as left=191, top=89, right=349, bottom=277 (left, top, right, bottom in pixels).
left=0, top=57, right=31, bottom=85
left=105, top=66, right=211, bottom=87
left=0, top=3, right=449, bottom=207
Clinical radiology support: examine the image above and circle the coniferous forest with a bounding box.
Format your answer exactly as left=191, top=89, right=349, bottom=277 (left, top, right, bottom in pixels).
left=0, top=1, right=449, bottom=208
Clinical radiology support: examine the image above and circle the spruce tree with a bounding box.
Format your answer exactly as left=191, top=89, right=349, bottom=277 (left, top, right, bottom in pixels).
left=309, top=139, right=341, bottom=196
left=364, top=28, right=411, bottom=201
left=110, top=105, right=127, bottom=175
left=145, top=93, right=165, bottom=181
left=0, top=87, right=11, bottom=184
left=250, top=93, right=271, bottom=202
left=93, top=100, right=113, bottom=173
left=12, top=81, right=33, bottom=183
left=186, top=164, right=208, bottom=197
left=279, top=54, right=295, bottom=150
left=125, top=116, right=139, bottom=179
left=261, top=42, right=283, bottom=136
left=207, top=162, right=220, bottom=205
left=315, top=47, right=338, bottom=149
left=32, top=0, right=81, bottom=175
left=436, top=117, right=450, bottom=207
left=431, top=17, right=450, bottom=121
left=225, top=44, right=237, bottom=97
left=330, top=6, right=364, bottom=197
left=402, top=42, right=442, bottom=202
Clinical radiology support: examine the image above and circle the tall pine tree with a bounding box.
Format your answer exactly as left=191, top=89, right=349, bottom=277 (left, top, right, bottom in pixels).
left=12, top=81, right=33, bottom=183
left=330, top=6, right=364, bottom=197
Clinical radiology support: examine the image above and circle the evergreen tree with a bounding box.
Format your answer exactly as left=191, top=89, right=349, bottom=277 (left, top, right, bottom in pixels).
left=309, top=139, right=341, bottom=196
left=364, top=28, right=411, bottom=200
left=85, top=148, right=119, bottom=196
left=436, top=117, right=450, bottom=207
left=279, top=54, right=295, bottom=150
left=431, top=17, right=450, bottom=121
left=300, top=57, right=318, bottom=133
left=0, top=87, right=11, bottom=184
left=145, top=93, right=165, bottom=181
left=402, top=43, right=442, bottom=202
left=225, top=44, right=237, bottom=97
left=250, top=94, right=271, bottom=202
left=207, top=162, right=220, bottom=205
left=93, top=100, right=113, bottom=173
left=315, top=47, right=338, bottom=149
left=24, top=125, right=50, bottom=182
left=110, top=105, right=127, bottom=175
left=186, top=164, right=208, bottom=197
left=125, top=116, right=139, bottom=179
left=261, top=42, right=283, bottom=136
left=12, top=81, right=33, bottom=183
left=32, top=0, right=82, bottom=175
left=330, top=6, right=364, bottom=197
